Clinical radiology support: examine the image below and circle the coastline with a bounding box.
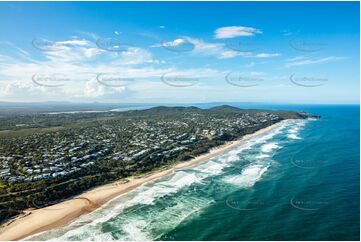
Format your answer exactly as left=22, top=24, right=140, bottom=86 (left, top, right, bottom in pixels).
left=0, top=120, right=287, bottom=241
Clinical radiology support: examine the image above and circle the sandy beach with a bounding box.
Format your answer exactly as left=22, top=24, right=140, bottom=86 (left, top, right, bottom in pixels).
left=0, top=120, right=286, bottom=241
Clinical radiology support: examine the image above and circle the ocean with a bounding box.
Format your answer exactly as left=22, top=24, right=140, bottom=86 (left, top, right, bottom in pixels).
left=28, top=104, right=360, bottom=241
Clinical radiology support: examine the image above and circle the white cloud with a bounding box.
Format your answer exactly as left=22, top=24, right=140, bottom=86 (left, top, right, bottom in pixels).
left=285, top=56, right=346, bottom=67
left=81, top=78, right=129, bottom=98
left=252, top=53, right=281, bottom=58
left=178, top=37, right=279, bottom=59
left=113, top=47, right=155, bottom=65
left=0, top=81, right=44, bottom=99
left=155, top=36, right=279, bottom=60
left=186, top=38, right=249, bottom=59
left=156, top=37, right=226, bottom=58
left=0, top=38, right=224, bottom=102
left=32, top=38, right=105, bottom=63
left=214, top=26, right=262, bottom=39
left=161, top=38, right=187, bottom=47
left=190, top=38, right=223, bottom=55
left=218, top=50, right=249, bottom=59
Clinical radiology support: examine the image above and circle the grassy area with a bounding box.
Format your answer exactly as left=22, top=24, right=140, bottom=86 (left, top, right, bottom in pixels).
left=0, top=127, right=64, bottom=138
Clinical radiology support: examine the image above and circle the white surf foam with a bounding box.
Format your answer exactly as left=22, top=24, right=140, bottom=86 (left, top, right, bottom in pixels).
left=130, top=171, right=203, bottom=205
left=261, top=142, right=280, bottom=153
left=119, top=219, right=149, bottom=241
left=286, top=120, right=307, bottom=140
left=94, top=196, right=212, bottom=241
left=192, top=160, right=225, bottom=176
left=287, top=133, right=301, bottom=140
left=256, top=154, right=270, bottom=159
left=223, top=164, right=269, bottom=187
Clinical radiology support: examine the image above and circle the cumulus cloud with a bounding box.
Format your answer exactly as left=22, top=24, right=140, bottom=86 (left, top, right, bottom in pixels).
left=0, top=81, right=44, bottom=99
left=81, top=78, right=130, bottom=99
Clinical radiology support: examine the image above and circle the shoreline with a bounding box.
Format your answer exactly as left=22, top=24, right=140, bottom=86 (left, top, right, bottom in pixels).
left=0, top=120, right=287, bottom=241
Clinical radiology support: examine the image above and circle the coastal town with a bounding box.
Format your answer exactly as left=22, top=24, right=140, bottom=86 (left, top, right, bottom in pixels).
left=0, top=105, right=311, bottom=223
left=0, top=107, right=281, bottom=183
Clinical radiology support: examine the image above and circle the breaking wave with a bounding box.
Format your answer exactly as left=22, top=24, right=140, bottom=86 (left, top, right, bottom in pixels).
left=222, top=163, right=270, bottom=187
left=286, top=120, right=307, bottom=140
left=261, top=142, right=280, bottom=153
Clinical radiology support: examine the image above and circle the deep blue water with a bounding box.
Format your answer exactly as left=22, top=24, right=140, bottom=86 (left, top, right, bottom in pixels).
left=165, top=104, right=359, bottom=241
left=29, top=105, right=360, bottom=241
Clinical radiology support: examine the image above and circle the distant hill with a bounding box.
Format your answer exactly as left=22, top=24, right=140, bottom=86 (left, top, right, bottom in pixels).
left=123, top=105, right=318, bottom=120
left=208, top=105, right=243, bottom=113
left=146, top=106, right=201, bottom=112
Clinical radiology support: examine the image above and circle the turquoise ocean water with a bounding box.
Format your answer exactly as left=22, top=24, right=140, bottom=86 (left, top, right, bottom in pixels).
left=28, top=105, right=360, bottom=241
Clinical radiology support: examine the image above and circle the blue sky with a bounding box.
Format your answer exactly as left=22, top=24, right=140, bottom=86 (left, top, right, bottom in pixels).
left=0, top=1, right=359, bottom=104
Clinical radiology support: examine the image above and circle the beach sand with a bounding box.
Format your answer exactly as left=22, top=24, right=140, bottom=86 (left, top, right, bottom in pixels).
left=0, top=120, right=286, bottom=241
